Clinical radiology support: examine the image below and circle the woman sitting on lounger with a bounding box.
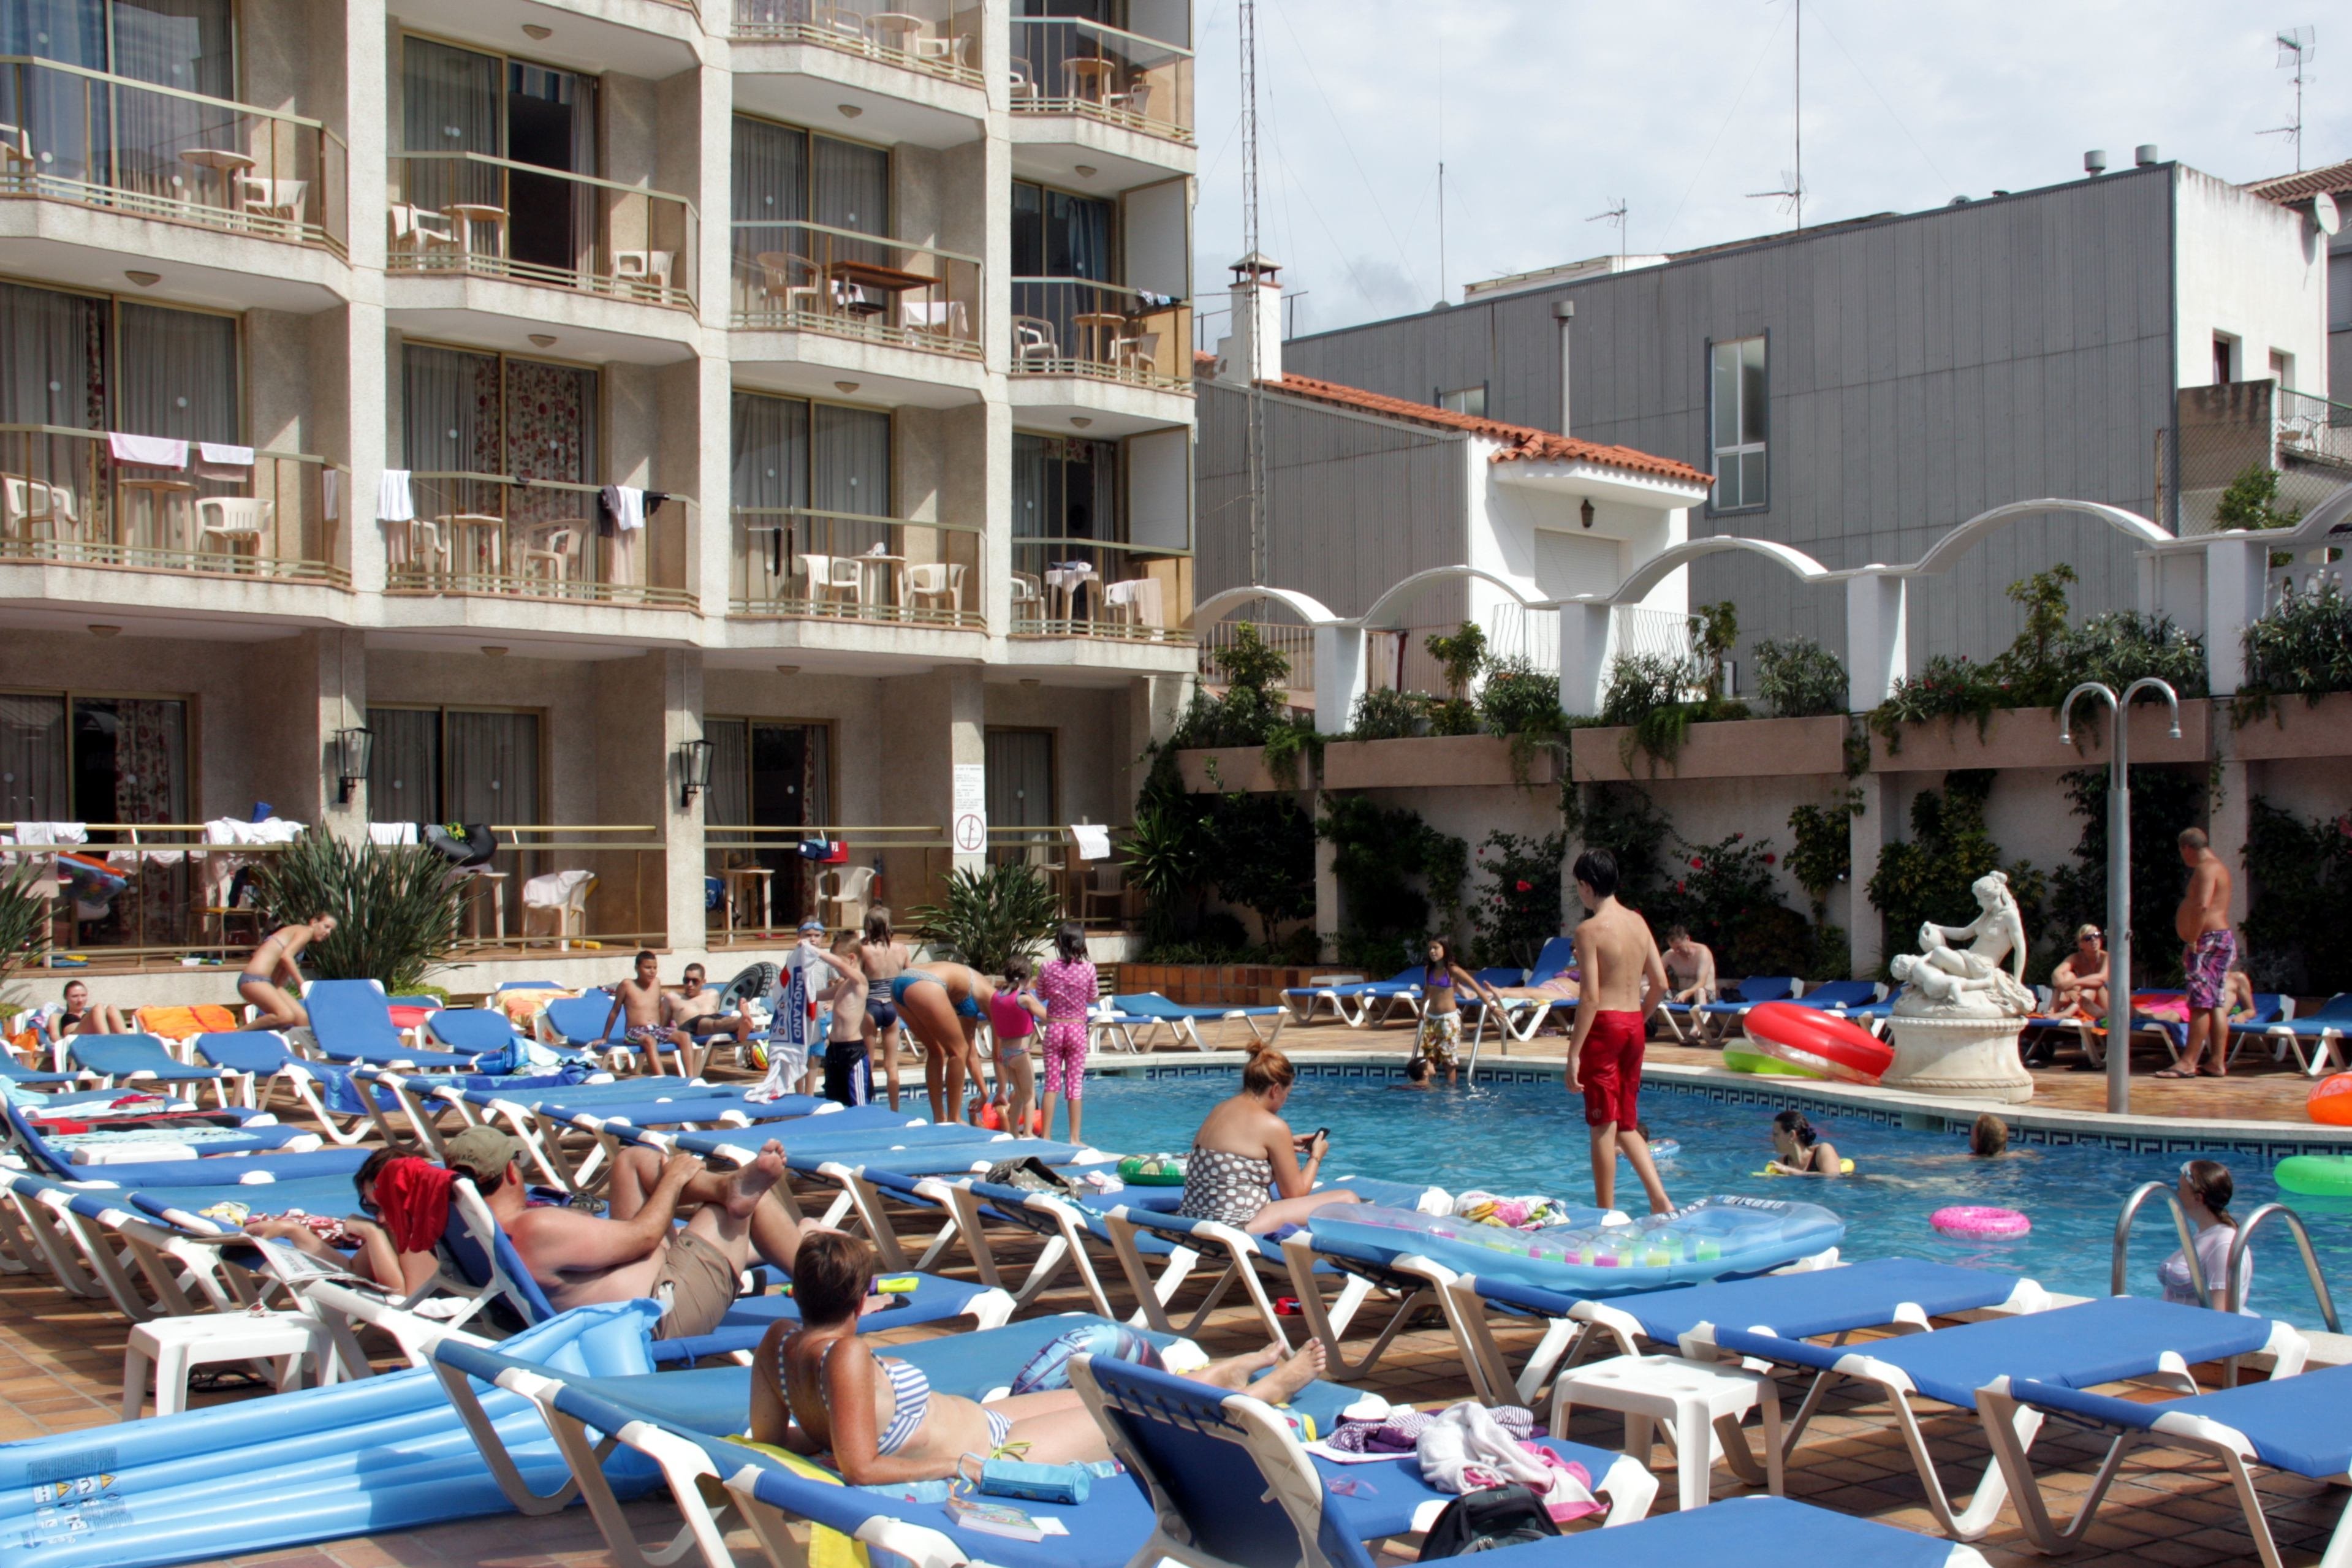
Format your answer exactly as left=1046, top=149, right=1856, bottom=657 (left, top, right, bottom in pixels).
left=1175, top=1042, right=1360, bottom=1234
left=750, top=1232, right=1324, bottom=1480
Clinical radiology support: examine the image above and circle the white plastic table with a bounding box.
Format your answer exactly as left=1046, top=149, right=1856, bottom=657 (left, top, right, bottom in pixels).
left=1552, top=1352, right=1783, bottom=1510
left=123, top=1311, right=336, bottom=1418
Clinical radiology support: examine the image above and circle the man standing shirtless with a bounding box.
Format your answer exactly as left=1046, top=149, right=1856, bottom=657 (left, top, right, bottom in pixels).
left=602, top=950, right=691, bottom=1071
left=2162, top=827, right=2237, bottom=1080
left=1566, top=849, right=1672, bottom=1214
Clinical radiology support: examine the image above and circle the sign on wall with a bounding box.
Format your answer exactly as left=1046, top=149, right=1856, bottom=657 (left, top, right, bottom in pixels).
left=951, top=762, right=987, bottom=855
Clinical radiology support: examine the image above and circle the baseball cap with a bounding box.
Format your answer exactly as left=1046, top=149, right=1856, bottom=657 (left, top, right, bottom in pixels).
left=443, top=1124, right=525, bottom=1183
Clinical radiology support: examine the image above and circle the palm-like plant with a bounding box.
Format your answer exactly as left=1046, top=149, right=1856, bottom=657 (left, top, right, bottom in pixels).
left=0, top=864, right=51, bottom=990
left=910, top=863, right=1061, bottom=975
left=249, top=833, right=466, bottom=996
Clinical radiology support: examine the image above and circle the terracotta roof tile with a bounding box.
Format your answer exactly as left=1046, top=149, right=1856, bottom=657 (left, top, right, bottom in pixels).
left=1261, top=374, right=1713, bottom=487
left=2245, top=159, right=2352, bottom=203
left=1194, top=349, right=1218, bottom=368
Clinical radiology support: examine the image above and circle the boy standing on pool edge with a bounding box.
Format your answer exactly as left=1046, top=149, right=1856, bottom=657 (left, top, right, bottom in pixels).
left=1567, top=848, right=1673, bottom=1216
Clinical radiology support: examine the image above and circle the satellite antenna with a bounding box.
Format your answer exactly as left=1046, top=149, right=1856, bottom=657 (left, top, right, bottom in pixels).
left=1587, top=199, right=1628, bottom=262
left=1747, top=170, right=1805, bottom=222
left=2261, top=26, right=2316, bottom=172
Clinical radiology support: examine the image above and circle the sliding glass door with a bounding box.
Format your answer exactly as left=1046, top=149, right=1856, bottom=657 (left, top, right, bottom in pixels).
left=705, top=718, right=832, bottom=926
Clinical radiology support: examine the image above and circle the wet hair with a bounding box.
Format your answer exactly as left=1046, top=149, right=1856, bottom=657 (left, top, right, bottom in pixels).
left=1003, top=953, right=1033, bottom=986
left=1666, top=925, right=1690, bottom=942
left=2179, top=827, right=2209, bottom=851
left=791, top=1230, right=878, bottom=1325
left=1970, top=1113, right=2009, bottom=1157
left=1054, top=921, right=1087, bottom=963
left=864, top=907, right=893, bottom=942
left=1405, top=1056, right=1431, bottom=1083
left=1241, top=1039, right=1296, bottom=1096
left=1772, top=1109, right=1818, bottom=1148
left=634, top=949, right=658, bottom=967
left=354, top=1146, right=401, bottom=1204
left=2182, top=1159, right=2236, bottom=1226
left=1572, top=848, right=1619, bottom=900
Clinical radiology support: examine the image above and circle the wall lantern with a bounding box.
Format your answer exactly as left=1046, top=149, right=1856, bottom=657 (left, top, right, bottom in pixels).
left=1580, top=498, right=1596, bottom=529
left=333, top=727, right=374, bottom=805
left=679, top=737, right=716, bottom=809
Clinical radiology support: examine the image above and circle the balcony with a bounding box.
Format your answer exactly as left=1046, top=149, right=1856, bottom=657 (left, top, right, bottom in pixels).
left=732, top=0, right=982, bottom=87
left=730, top=509, right=982, bottom=629
left=1009, top=537, right=1191, bottom=642
left=1010, top=279, right=1191, bottom=390
left=389, top=474, right=694, bottom=609
left=0, top=425, right=344, bottom=585
left=387, top=154, right=697, bottom=310
left=1009, top=17, right=1193, bottom=143
left=0, top=57, right=347, bottom=256
left=730, top=221, right=981, bottom=357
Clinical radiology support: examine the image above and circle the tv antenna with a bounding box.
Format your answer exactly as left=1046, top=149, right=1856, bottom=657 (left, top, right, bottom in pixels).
left=1756, top=0, right=1806, bottom=230
left=1747, top=169, right=1805, bottom=222
left=1587, top=198, right=1628, bottom=261
left=2261, top=26, right=2316, bottom=172
left=1239, top=0, right=1267, bottom=584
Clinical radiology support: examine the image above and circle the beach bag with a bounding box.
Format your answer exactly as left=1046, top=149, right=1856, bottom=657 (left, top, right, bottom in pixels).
left=422, top=823, right=498, bottom=869
left=1416, top=1485, right=1560, bottom=1559
left=987, top=1155, right=1079, bottom=1195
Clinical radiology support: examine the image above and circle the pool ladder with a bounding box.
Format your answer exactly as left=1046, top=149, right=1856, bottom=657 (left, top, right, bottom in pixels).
left=2111, top=1181, right=2340, bottom=1332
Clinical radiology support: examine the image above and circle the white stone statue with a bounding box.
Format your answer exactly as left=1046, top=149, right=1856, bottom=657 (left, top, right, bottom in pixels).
left=1895, top=871, right=2035, bottom=1018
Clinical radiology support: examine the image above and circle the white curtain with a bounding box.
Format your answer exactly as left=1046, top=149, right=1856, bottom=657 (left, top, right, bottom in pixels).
left=811, top=404, right=890, bottom=559
left=365, top=707, right=442, bottom=824
left=0, top=281, right=105, bottom=429
left=401, top=344, right=500, bottom=520
left=705, top=719, right=750, bottom=831
left=731, top=116, right=809, bottom=297
left=0, top=695, right=69, bottom=822
left=117, top=302, right=237, bottom=442
left=813, top=134, right=889, bottom=267
left=108, top=0, right=235, bottom=203
left=400, top=37, right=501, bottom=213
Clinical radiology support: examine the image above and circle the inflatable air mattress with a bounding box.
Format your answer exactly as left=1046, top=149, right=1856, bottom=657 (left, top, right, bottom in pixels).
left=1309, top=1195, right=1843, bottom=1293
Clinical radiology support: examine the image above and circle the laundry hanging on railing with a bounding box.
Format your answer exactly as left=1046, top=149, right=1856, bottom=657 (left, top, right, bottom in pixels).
left=322, top=469, right=340, bottom=520
left=108, top=433, right=188, bottom=468
left=1070, top=824, right=1111, bottom=861
left=377, top=469, right=414, bottom=523
left=198, top=442, right=254, bottom=467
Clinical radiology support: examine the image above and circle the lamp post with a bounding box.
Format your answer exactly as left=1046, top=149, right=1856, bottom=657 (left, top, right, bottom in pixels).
left=2058, top=677, right=2181, bottom=1115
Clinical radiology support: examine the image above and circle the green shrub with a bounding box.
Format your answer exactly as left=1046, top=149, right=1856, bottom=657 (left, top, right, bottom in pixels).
left=1567, top=782, right=1677, bottom=911
left=2044, top=765, right=2203, bottom=988
left=1471, top=831, right=1567, bottom=969
left=249, top=835, right=466, bottom=997
left=2242, top=585, right=2352, bottom=705
left=1195, top=911, right=1251, bottom=955
left=1478, top=659, right=1568, bottom=736
left=1422, top=697, right=1484, bottom=737
left=1347, top=687, right=1424, bottom=740
left=1206, top=793, right=1318, bottom=946
left=909, top=863, right=1060, bottom=974
left=1424, top=622, right=1490, bottom=701
left=1319, top=796, right=1468, bottom=953
left=2242, top=798, right=2352, bottom=993
left=2214, top=463, right=2303, bottom=532
left=0, top=864, right=49, bottom=988
left=1754, top=637, right=1849, bottom=718
left=1864, top=770, right=2046, bottom=980
left=1601, top=651, right=1693, bottom=725
left=1786, top=793, right=1860, bottom=920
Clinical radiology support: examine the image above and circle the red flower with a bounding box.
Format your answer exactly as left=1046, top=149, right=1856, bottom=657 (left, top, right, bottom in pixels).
left=1675, top=881, right=1686, bottom=893
left=1689, top=857, right=1704, bottom=869
left=1516, top=879, right=1533, bottom=892
left=1763, top=853, right=1777, bottom=865
left=1732, top=833, right=1744, bottom=842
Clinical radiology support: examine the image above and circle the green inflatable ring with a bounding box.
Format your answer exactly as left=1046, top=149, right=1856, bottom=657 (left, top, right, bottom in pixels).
left=2274, top=1154, right=2352, bottom=1197
left=1118, top=1154, right=1189, bottom=1185
left=1723, top=1047, right=1825, bottom=1079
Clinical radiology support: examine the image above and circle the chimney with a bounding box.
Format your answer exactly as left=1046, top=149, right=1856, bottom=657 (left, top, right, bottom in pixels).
left=2134, top=144, right=2160, bottom=167
left=1213, top=252, right=1283, bottom=388
left=2083, top=149, right=2108, bottom=177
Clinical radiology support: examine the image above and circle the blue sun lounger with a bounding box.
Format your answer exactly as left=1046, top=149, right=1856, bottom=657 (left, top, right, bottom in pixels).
left=1979, top=1359, right=2352, bottom=1567
left=1109, top=991, right=1288, bottom=1051
left=2233, top=990, right=2342, bottom=1075
left=1688, top=975, right=1799, bottom=1041
left=423, top=1006, right=541, bottom=1063
left=66, top=1034, right=238, bottom=1103
left=0, top=1052, right=83, bottom=1088
left=1426, top=1257, right=2051, bottom=1407
left=1713, top=1294, right=2308, bottom=1539
left=1282, top=966, right=1427, bottom=1028
left=3, top=1099, right=321, bottom=1176
left=29, top=1142, right=373, bottom=1186
left=303, top=979, right=491, bottom=1071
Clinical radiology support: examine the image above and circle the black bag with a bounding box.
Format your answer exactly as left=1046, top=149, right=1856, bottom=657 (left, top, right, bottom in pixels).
left=422, top=823, right=498, bottom=868
left=1416, top=1485, right=1560, bottom=1559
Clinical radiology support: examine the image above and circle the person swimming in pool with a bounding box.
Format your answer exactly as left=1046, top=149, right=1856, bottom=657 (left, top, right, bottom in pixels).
left=1767, top=1109, right=1846, bottom=1176
left=237, top=914, right=336, bottom=1031
left=749, top=1232, right=1326, bottom=1478
left=890, top=961, right=995, bottom=1124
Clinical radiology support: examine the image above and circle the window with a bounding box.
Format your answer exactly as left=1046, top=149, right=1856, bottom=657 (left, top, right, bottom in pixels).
left=985, top=729, right=1055, bottom=831
left=730, top=390, right=893, bottom=577
left=1437, top=385, right=1486, bottom=417
left=0, top=691, right=188, bottom=826
left=400, top=38, right=598, bottom=276
left=2331, top=252, right=2352, bottom=333
left=365, top=707, right=541, bottom=825
left=704, top=718, right=833, bottom=914
left=1014, top=434, right=1119, bottom=542
left=401, top=343, right=597, bottom=527
left=2212, top=333, right=2237, bottom=387
left=0, top=280, right=239, bottom=440
left=1709, top=336, right=1767, bottom=512
left=1011, top=179, right=1116, bottom=361
left=2270, top=350, right=2293, bottom=392
left=2, top=0, right=235, bottom=204
left=730, top=115, right=893, bottom=295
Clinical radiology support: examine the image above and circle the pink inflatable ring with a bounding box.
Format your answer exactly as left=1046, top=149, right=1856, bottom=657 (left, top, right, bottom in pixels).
left=1931, top=1205, right=2030, bottom=1239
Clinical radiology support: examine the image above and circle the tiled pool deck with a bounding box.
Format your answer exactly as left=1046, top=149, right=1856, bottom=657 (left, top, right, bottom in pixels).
left=7, top=1013, right=2344, bottom=1568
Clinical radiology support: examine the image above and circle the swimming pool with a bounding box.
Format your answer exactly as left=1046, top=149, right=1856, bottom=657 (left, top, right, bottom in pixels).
left=1069, top=1066, right=2351, bottom=1327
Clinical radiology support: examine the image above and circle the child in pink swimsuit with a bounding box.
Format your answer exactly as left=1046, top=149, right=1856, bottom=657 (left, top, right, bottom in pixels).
left=1035, top=922, right=1098, bottom=1145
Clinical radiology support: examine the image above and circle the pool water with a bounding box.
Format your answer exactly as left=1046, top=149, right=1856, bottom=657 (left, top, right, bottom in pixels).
left=1068, top=1069, right=2352, bottom=1327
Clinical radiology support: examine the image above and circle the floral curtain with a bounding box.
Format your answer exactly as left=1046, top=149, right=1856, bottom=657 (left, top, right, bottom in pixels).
left=107, top=698, right=186, bottom=824
left=504, top=357, right=597, bottom=529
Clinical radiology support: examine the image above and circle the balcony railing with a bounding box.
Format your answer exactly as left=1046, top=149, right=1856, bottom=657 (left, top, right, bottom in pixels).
left=731, top=508, right=983, bottom=628
left=732, top=0, right=983, bottom=86
left=1011, top=279, right=1191, bottom=390
left=730, top=221, right=981, bottom=356
left=1009, top=17, right=1193, bottom=142
left=1009, top=537, right=1191, bottom=641
left=450, top=827, right=668, bottom=953
left=389, top=472, right=695, bottom=608
left=0, top=425, right=345, bottom=585
left=0, top=57, right=347, bottom=254
left=387, top=153, right=697, bottom=309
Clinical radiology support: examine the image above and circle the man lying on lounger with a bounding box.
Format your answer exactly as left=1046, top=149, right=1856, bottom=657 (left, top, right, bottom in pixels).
left=455, top=1125, right=809, bottom=1340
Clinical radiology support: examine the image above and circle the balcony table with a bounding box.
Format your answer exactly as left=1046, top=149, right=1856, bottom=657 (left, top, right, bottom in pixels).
left=867, top=13, right=928, bottom=53
left=848, top=552, right=905, bottom=615
left=822, top=257, right=937, bottom=317
left=1071, top=310, right=1129, bottom=366
left=120, top=477, right=199, bottom=555
left=1061, top=56, right=1118, bottom=103
left=721, top=865, right=774, bottom=942
left=178, top=147, right=256, bottom=214
left=444, top=203, right=507, bottom=262
left=442, top=513, right=506, bottom=580
left=1043, top=561, right=1099, bottom=624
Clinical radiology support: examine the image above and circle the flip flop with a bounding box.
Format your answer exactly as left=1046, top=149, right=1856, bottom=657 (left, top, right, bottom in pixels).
left=2151, top=1067, right=2196, bottom=1080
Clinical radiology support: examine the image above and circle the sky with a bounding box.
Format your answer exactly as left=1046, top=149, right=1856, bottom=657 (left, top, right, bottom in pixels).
left=1187, top=1, right=2350, bottom=344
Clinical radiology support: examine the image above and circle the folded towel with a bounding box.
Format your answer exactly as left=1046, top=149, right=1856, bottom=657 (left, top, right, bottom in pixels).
left=1071, top=824, right=1111, bottom=861
left=378, top=468, right=414, bottom=523
left=197, top=442, right=254, bottom=466
left=368, top=822, right=419, bottom=846
left=108, top=433, right=188, bottom=468
left=77, top=1141, right=200, bottom=1165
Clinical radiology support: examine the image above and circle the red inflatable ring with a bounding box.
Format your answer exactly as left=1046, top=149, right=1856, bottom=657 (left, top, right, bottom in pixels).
left=1743, top=1001, right=1895, bottom=1086
left=2308, top=1075, right=2352, bottom=1127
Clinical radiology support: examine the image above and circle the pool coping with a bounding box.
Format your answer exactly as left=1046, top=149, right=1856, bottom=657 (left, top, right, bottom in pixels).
left=1090, top=1050, right=2352, bottom=1160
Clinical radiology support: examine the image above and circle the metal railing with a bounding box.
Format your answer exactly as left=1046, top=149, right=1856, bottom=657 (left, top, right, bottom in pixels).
left=0, top=424, right=345, bottom=585
left=389, top=473, right=694, bottom=608
left=730, top=508, right=984, bottom=628
left=1010, top=279, right=1192, bottom=390
left=1009, top=17, right=1193, bottom=142
left=2275, top=385, right=2352, bottom=472
left=732, top=0, right=982, bottom=86
left=1, top=824, right=288, bottom=970
left=452, top=826, right=668, bottom=953
left=1009, top=538, right=1191, bottom=640
left=2228, top=1203, right=2340, bottom=1331
left=1199, top=616, right=1314, bottom=690
left=730, top=220, right=981, bottom=355
left=0, top=56, right=347, bottom=254
left=386, top=153, right=697, bottom=309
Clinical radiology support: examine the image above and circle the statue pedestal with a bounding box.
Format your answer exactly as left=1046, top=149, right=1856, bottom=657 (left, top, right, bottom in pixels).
left=1881, top=1013, right=2035, bottom=1103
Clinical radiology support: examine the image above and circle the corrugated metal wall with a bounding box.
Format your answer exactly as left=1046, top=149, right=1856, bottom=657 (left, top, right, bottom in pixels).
left=1281, top=167, right=2179, bottom=666
left=1196, top=380, right=1471, bottom=626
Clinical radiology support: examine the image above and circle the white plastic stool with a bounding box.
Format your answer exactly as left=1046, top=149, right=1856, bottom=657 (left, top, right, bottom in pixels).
left=122, top=1311, right=336, bottom=1418
left=1552, top=1352, right=1783, bottom=1510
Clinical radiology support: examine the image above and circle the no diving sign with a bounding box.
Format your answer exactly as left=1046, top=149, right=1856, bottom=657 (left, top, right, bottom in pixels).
left=952, top=762, right=987, bottom=855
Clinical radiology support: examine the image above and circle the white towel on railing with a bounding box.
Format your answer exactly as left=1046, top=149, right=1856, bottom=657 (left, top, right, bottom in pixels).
left=11, top=823, right=88, bottom=846
left=599, top=485, right=646, bottom=533
left=204, top=816, right=306, bottom=846
left=1070, top=824, right=1112, bottom=861
left=198, top=442, right=254, bottom=467
left=377, top=469, right=415, bottom=523
left=322, top=469, right=340, bottom=520
left=108, top=433, right=188, bottom=468
left=368, top=822, right=419, bottom=847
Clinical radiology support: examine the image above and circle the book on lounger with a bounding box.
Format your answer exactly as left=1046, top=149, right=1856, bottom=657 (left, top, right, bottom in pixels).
left=944, top=1495, right=1047, bottom=1542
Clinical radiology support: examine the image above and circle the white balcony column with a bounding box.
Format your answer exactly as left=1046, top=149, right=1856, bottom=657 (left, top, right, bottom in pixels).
left=1311, top=623, right=1365, bottom=735
left=2202, top=535, right=2267, bottom=696
left=1847, top=773, right=1892, bottom=979
left=1556, top=600, right=1613, bottom=718
left=1845, top=572, right=1909, bottom=711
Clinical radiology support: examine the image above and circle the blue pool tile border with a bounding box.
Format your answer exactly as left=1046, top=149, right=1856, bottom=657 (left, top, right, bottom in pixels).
left=1099, top=1057, right=2352, bottom=1161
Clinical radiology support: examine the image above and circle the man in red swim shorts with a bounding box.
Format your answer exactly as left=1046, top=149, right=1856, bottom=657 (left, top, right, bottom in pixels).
left=1567, top=847, right=1674, bottom=1214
